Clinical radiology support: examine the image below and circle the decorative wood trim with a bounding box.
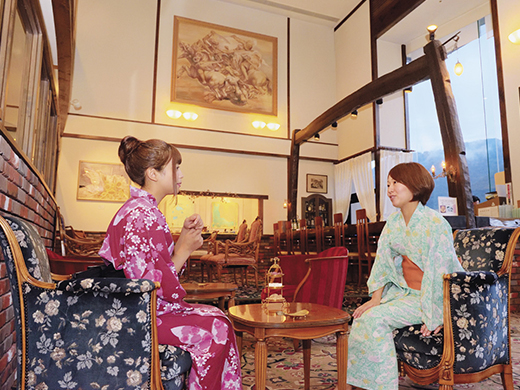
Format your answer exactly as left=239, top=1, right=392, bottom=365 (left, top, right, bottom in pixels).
left=490, top=0, right=511, bottom=184
left=369, top=0, right=426, bottom=39
left=151, top=0, right=161, bottom=123
left=334, top=0, right=366, bottom=32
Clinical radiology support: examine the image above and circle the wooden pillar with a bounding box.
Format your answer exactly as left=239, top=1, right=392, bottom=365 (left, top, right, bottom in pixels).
left=288, top=129, right=300, bottom=221
left=424, top=40, right=475, bottom=228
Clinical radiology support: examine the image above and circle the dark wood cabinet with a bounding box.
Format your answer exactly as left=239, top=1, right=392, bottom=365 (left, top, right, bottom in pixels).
left=301, top=194, right=332, bottom=227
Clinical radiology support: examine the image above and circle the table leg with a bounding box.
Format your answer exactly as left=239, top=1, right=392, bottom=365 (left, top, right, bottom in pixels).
left=228, top=295, right=235, bottom=308
left=303, top=339, right=311, bottom=390
left=218, top=296, right=225, bottom=310
left=255, top=339, right=267, bottom=390
left=235, top=331, right=243, bottom=359
left=336, top=331, right=348, bottom=390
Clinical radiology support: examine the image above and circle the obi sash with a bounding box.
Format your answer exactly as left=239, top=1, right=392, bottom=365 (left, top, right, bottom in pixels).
left=402, top=255, right=423, bottom=290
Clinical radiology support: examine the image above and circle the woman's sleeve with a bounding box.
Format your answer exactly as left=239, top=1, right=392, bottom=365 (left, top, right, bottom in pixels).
left=367, top=222, right=395, bottom=295
left=420, top=216, right=459, bottom=330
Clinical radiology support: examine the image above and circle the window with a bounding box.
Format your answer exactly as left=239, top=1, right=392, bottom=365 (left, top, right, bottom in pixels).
left=408, top=16, right=502, bottom=210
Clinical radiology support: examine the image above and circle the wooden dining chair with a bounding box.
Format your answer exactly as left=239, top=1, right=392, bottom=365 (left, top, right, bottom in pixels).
left=356, top=208, right=375, bottom=286
left=333, top=213, right=345, bottom=247
left=315, top=216, right=325, bottom=253
left=299, top=219, right=309, bottom=254
left=277, top=220, right=293, bottom=255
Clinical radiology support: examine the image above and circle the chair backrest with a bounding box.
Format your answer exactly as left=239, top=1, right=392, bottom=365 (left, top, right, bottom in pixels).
left=315, top=216, right=324, bottom=252
left=356, top=209, right=372, bottom=262
left=299, top=219, right=308, bottom=254
left=2, top=215, right=53, bottom=283
left=236, top=220, right=248, bottom=242
left=293, top=247, right=349, bottom=309
left=453, top=227, right=520, bottom=274
left=249, top=218, right=262, bottom=244
left=333, top=213, right=344, bottom=247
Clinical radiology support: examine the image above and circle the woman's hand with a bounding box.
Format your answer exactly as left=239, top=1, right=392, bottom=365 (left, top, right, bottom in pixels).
left=352, top=296, right=381, bottom=319
left=183, top=214, right=203, bottom=232
left=352, top=287, right=383, bottom=319
left=420, top=324, right=443, bottom=337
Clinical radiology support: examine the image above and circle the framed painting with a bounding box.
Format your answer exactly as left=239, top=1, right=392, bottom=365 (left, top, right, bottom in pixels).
left=77, top=161, right=130, bottom=202
left=307, top=174, right=328, bottom=194
left=172, top=16, right=277, bottom=115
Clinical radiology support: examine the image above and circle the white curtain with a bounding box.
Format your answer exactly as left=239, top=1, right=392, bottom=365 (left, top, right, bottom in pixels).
left=334, top=160, right=353, bottom=219
left=379, top=150, right=414, bottom=220
left=351, top=152, right=377, bottom=222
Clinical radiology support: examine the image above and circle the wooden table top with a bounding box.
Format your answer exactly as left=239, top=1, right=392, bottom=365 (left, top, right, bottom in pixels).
left=182, top=282, right=238, bottom=294
left=228, top=302, right=350, bottom=329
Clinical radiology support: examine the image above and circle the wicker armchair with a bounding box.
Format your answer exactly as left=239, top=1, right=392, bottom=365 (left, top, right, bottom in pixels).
left=394, top=226, right=520, bottom=390
left=0, top=215, right=192, bottom=390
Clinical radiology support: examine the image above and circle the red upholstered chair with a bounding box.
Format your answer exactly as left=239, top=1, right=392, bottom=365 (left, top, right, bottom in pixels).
left=292, top=246, right=349, bottom=309
left=202, top=218, right=263, bottom=287
left=261, top=247, right=349, bottom=309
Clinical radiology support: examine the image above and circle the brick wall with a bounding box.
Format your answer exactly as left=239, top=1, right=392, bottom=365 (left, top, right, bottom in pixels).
left=0, top=134, right=58, bottom=390
left=510, top=248, right=520, bottom=313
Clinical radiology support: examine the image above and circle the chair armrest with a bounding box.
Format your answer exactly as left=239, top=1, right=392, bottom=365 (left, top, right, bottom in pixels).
left=56, top=277, right=157, bottom=294
left=447, top=270, right=497, bottom=286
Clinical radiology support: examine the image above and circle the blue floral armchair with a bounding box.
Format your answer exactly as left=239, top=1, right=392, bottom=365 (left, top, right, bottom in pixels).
left=0, top=215, right=192, bottom=390
left=393, top=226, right=520, bottom=390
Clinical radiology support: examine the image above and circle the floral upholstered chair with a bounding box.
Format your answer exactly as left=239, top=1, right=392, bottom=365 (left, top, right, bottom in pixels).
left=0, top=215, right=192, bottom=390
left=393, top=227, right=520, bottom=390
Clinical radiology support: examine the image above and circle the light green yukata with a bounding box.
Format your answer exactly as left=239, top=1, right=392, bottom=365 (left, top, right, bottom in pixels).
left=346, top=203, right=464, bottom=390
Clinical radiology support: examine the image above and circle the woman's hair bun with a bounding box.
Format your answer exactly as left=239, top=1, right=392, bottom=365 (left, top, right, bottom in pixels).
left=119, top=136, right=140, bottom=164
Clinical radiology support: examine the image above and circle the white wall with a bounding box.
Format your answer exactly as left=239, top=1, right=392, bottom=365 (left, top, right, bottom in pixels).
left=497, top=0, right=520, bottom=206
left=334, top=1, right=374, bottom=160
left=57, top=0, right=338, bottom=234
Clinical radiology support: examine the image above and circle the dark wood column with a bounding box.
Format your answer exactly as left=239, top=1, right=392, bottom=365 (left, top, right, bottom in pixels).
left=288, top=129, right=300, bottom=220
left=424, top=40, right=475, bottom=228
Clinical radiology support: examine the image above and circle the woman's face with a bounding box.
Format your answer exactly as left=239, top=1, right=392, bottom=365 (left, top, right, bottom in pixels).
left=175, top=162, right=184, bottom=193
left=387, top=175, right=413, bottom=209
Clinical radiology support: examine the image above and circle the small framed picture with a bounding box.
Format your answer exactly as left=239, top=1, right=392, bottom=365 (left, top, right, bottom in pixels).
left=306, top=174, right=328, bottom=194
left=438, top=196, right=458, bottom=216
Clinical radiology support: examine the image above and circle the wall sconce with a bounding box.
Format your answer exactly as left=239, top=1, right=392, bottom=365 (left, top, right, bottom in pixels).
left=431, top=161, right=456, bottom=182
left=183, top=112, right=198, bottom=120
left=166, top=110, right=198, bottom=120
left=266, top=123, right=280, bottom=131
left=509, top=28, right=520, bottom=44
left=427, top=25, right=438, bottom=41
left=314, top=133, right=320, bottom=140
left=376, top=98, right=383, bottom=105
left=331, top=122, right=338, bottom=128
left=166, top=110, right=182, bottom=119
left=70, top=99, right=82, bottom=110
left=283, top=199, right=288, bottom=209
left=404, top=87, right=413, bottom=93
left=351, top=110, right=358, bottom=118
left=252, top=121, right=266, bottom=129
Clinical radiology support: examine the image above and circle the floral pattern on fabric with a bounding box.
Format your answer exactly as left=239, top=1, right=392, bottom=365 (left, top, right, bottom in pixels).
left=394, top=227, right=516, bottom=375
left=99, top=186, right=242, bottom=390
left=347, top=204, right=463, bottom=390
left=1, top=215, right=191, bottom=390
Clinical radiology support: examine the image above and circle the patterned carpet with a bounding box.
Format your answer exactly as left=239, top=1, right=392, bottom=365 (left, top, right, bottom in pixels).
left=182, top=264, right=520, bottom=389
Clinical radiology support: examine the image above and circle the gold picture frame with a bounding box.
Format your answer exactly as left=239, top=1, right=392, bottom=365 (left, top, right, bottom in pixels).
left=306, top=174, right=328, bottom=194
left=172, top=16, right=278, bottom=115
left=77, top=161, right=130, bottom=202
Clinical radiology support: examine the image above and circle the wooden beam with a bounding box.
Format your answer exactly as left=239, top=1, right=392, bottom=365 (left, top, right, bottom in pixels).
left=287, top=129, right=300, bottom=221
left=424, top=40, right=475, bottom=228
left=52, top=0, right=75, bottom=134
left=294, top=55, right=429, bottom=145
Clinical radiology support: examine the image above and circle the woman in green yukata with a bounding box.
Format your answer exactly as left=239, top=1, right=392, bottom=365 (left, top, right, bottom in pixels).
left=346, top=162, right=464, bottom=390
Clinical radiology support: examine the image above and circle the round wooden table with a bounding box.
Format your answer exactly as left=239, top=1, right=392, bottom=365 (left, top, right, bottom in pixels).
left=182, top=282, right=237, bottom=310
left=228, top=302, right=350, bottom=390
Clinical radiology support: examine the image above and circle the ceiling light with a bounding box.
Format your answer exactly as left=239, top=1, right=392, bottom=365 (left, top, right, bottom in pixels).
left=427, top=25, right=438, bottom=40
left=266, top=123, right=280, bottom=131
left=252, top=121, right=266, bottom=129
left=454, top=61, right=464, bottom=76
left=404, top=87, right=412, bottom=93
left=166, top=110, right=182, bottom=119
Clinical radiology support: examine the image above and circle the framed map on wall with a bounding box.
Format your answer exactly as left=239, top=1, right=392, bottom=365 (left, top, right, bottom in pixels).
left=172, top=16, right=278, bottom=115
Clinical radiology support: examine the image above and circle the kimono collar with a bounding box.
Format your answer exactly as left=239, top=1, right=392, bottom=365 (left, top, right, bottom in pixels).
left=404, top=202, right=426, bottom=228
left=130, top=185, right=158, bottom=206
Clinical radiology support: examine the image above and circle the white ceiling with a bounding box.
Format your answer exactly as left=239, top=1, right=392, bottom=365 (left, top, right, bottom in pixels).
left=219, top=0, right=490, bottom=45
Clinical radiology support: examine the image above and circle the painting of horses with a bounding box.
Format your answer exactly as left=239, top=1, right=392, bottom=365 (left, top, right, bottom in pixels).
left=172, top=16, right=277, bottom=115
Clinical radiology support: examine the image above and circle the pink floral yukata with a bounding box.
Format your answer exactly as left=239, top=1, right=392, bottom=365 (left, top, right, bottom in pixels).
left=99, top=186, right=242, bottom=390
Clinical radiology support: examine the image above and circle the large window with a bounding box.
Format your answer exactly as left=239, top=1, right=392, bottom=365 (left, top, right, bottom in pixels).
left=408, top=16, right=502, bottom=210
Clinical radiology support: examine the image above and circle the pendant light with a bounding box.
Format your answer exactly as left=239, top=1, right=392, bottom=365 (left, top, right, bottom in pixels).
left=453, top=36, right=463, bottom=76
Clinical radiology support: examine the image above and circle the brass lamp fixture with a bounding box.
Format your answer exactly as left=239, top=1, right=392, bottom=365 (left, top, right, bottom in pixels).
left=262, top=257, right=288, bottom=314
left=431, top=161, right=456, bottom=183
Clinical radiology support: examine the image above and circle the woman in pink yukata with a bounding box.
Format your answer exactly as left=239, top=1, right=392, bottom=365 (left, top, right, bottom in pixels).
left=99, top=136, right=242, bottom=390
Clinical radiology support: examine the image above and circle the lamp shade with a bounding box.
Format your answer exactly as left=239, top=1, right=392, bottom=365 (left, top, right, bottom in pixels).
left=454, top=61, right=464, bottom=76
left=509, top=29, right=520, bottom=44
